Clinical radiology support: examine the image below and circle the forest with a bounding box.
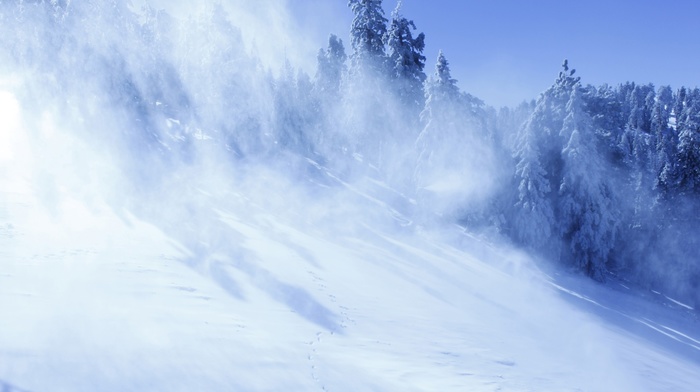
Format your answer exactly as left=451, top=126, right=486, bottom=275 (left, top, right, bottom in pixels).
left=2, top=0, right=699, bottom=307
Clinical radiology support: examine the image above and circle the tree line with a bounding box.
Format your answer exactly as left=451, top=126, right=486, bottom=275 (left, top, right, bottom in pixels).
left=2, top=0, right=698, bottom=306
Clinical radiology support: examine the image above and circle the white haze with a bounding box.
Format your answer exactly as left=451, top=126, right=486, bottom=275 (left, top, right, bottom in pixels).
left=130, top=0, right=347, bottom=82
left=0, top=1, right=699, bottom=391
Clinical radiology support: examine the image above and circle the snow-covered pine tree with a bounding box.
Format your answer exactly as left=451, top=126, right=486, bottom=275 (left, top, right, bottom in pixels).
left=626, top=84, right=655, bottom=133
left=413, top=51, right=492, bottom=220
left=385, top=1, right=426, bottom=112
left=414, top=50, right=463, bottom=188
left=342, top=0, right=404, bottom=167
left=674, top=87, right=687, bottom=130
left=511, top=118, right=555, bottom=251
left=558, top=85, right=619, bottom=281
left=295, top=69, right=317, bottom=149
left=628, top=85, right=655, bottom=169
left=310, top=34, right=347, bottom=155
left=271, top=61, right=314, bottom=154
left=553, top=59, right=580, bottom=107
left=419, top=50, right=460, bottom=122
left=627, top=86, right=645, bottom=132
left=510, top=60, right=578, bottom=254
left=644, top=89, right=656, bottom=133
left=348, top=0, right=388, bottom=76
left=651, top=86, right=673, bottom=147
left=652, top=85, right=677, bottom=195
left=314, top=34, right=347, bottom=99
left=582, top=84, right=626, bottom=163
left=617, top=82, right=636, bottom=124
left=675, top=88, right=700, bottom=196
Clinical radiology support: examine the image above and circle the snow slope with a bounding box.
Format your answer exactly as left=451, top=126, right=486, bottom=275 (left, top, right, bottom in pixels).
left=1, top=114, right=700, bottom=392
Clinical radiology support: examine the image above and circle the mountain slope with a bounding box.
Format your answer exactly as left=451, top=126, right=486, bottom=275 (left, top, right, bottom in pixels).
left=1, top=150, right=699, bottom=391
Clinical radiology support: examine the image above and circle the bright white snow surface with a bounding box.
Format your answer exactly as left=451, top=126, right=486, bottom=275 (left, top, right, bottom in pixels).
left=1, top=96, right=700, bottom=392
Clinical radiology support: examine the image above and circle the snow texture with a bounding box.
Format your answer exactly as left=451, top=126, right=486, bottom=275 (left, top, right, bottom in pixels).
left=1, top=2, right=700, bottom=391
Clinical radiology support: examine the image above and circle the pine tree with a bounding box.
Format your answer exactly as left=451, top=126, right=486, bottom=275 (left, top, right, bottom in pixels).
left=273, top=61, right=298, bottom=149
left=415, top=51, right=463, bottom=187
left=626, top=84, right=655, bottom=133
left=348, top=0, right=388, bottom=75
left=414, top=51, right=484, bottom=194
left=271, top=61, right=317, bottom=154
left=558, top=85, right=619, bottom=281
left=418, top=50, right=459, bottom=130
left=617, top=82, right=636, bottom=126
left=627, top=86, right=645, bottom=131
left=342, top=0, right=398, bottom=165
left=413, top=51, right=492, bottom=219
left=314, top=34, right=347, bottom=99
left=644, top=89, right=656, bottom=132
left=674, top=87, right=687, bottom=128
left=553, top=60, right=580, bottom=101
left=676, top=88, right=700, bottom=195
left=512, top=119, right=555, bottom=251
left=652, top=85, right=676, bottom=194
left=510, top=60, right=578, bottom=255
left=385, top=1, right=426, bottom=110
left=583, top=84, right=626, bottom=164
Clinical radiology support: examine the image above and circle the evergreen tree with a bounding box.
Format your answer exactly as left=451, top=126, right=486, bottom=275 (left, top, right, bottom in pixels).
left=652, top=85, right=676, bottom=194
left=343, top=0, right=399, bottom=166
left=583, top=84, right=626, bottom=163
left=644, top=89, right=656, bottom=132
left=415, top=51, right=463, bottom=186
left=627, top=85, right=645, bottom=131
left=674, top=87, right=687, bottom=127
left=271, top=61, right=316, bottom=154
left=512, top=119, right=555, bottom=251
left=314, top=34, right=347, bottom=99
left=273, top=61, right=299, bottom=148
left=510, top=60, right=578, bottom=255
left=348, top=0, right=388, bottom=75
left=626, top=84, right=655, bottom=132
left=619, top=84, right=655, bottom=195
left=419, top=51, right=460, bottom=120
left=675, top=88, right=700, bottom=195
left=617, top=82, right=636, bottom=125
left=413, top=51, right=492, bottom=219
left=558, top=85, right=619, bottom=281
left=385, top=1, right=426, bottom=110
left=553, top=60, right=580, bottom=101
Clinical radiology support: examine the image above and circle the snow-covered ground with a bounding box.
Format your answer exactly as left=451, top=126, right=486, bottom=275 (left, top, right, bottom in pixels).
left=1, top=101, right=699, bottom=391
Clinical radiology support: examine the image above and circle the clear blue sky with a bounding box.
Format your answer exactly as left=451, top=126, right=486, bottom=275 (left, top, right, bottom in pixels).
left=291, top=0, right=700, bottom=108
